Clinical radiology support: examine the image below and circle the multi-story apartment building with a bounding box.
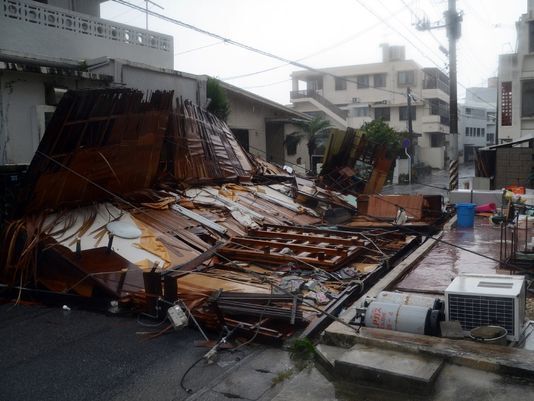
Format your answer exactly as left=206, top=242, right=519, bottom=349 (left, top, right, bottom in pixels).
left=459, top=80, right=497, bottom=162
left=498, top=0, right=534, bottom=142
left=289, top=44, right=450, bottom=169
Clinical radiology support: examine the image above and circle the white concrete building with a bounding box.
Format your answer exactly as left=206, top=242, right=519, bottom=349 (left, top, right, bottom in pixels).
left=459, top=80, right=497, bottom=162
left=498, top=0, right=534, bottom=142
left=0, top=0, right=206, bottom=165
left=220, top=81, right=311, bottom=174
left=290, top=44, right=450, bottom=169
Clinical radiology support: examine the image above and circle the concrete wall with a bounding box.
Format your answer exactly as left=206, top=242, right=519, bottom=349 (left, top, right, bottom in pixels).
left=283, top=122, right=308, bottom=174
left=0, top=0, right=173, bottom=69
left=417, top=146, right=445, bottom=169
left=495, top=147, right=534, bottom=188
left=0, top=69, right=107, bottom=164
left=226, top=91, right=268, bottom=159
left=498, top=8, right=534, bottom=142
left=226, top=90, right=305, bottom=165
left=89, top=60, right=207, bottom=108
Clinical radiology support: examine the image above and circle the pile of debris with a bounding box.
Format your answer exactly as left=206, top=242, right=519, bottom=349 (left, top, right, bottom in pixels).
left=0, top=89, right=446, bottom=343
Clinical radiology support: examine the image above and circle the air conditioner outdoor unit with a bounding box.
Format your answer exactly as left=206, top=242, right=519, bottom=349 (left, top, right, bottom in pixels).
left=445, top=273, right=526, bottom=341
left=352, top=97, right=360, bottom=103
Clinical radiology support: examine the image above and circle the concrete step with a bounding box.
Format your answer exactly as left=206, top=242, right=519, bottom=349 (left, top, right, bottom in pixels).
left=315, top=343, right=348, bottom=369
left=333, top=343, right=444, bottom=393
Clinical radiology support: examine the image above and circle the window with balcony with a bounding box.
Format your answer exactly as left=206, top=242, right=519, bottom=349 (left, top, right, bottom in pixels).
left=522, top=80, right=534, bottom=117
left=501, top=81, right=512, bottom=125
left=399, top=106, right=416, bottom=121
left=373, top=73, right=386, bottom=88
left=374, top=107, right=390, bottom=121
left=307, top=77, right=323, bottom=91
left=398, top=71, right=415, bottom=86
left=335, top=77, right=347, bottom=91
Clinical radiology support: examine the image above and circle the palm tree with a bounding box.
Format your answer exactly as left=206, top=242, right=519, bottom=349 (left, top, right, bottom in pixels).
left=284, top=116, right=332, bottom=173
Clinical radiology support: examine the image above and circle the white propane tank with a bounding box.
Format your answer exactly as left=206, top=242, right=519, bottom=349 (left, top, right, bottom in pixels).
left=364, top=301, right=433, bottom=335
left=374, top=291, right=442, bottom=311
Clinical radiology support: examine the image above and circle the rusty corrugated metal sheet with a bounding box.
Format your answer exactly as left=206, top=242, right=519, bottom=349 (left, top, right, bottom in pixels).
left=20, top=89, right=173, bottom=214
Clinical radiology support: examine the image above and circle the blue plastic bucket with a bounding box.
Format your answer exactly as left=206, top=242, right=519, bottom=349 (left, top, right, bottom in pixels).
left=456, top=203, right=476, bottom=228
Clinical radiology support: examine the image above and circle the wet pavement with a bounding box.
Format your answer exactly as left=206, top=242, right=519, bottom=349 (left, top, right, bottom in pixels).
left=382, top=165, right=475, bottom=199
left=395, top=216, right=507, bottom=293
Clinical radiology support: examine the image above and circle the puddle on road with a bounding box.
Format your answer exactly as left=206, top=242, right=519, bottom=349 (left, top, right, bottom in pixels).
left=395, top=218, right=510, bottom=293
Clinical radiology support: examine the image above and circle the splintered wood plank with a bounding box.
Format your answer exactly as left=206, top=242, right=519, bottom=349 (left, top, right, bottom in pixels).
left=219, top=248, right=338, bottom=268
left=247, top=229, right=361, bottom=246
left=230, top=237, right=348, bottom=256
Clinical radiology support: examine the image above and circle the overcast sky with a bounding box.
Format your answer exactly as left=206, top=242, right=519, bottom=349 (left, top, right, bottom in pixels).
left=101, top=0, right=526, bottom=105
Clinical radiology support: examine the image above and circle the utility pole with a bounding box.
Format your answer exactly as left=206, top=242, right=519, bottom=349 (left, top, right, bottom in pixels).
left=407, top=87, right=413, bottom=136
left=416, top=0, right=462, bottom=190
left=143, top=0, right=164, bottom=30
left=406, top=87, right=413, bottom=185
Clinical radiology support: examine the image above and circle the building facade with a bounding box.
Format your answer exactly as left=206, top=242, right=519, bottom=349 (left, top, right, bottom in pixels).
left=0, top=0, right=206, bottom=165
left=458, top=80, right=497, bottom=162
left=220, top=81, right=310, bottom=174
left=290, top=44, right=450, bottom=169
left=498, top=0, right=534, bottom=142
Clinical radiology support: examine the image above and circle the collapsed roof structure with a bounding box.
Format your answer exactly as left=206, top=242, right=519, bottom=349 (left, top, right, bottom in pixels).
left=1, top=89, right=446, bottom=342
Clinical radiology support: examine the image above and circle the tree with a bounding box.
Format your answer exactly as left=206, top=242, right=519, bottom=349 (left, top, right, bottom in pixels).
left=284, top=115, right=332, bottom=173
left=206, top=77, right=229, bottom=121
left=359, top=119, right=404, bottom=159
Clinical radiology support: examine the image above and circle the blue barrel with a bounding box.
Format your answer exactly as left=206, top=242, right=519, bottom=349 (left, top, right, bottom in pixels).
left=456, top=203, right=476, bottom=228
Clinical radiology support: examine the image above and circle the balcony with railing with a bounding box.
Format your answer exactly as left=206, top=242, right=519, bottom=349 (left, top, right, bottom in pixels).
left=1, top=0, right=174, bottom=68
left=422, top=68, right=449, bottom=101
left=290, top=89, right=348, bottom=120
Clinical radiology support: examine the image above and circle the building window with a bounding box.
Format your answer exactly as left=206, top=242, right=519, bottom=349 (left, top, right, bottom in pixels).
left=465, top=127, right=469, bottom=136
left=350, top=107, right=369, bottom=117
left=482, top=128, right=485, bottom=137
left=522, top=80, right=534, bottom=117
left=398, top=70, right=415, bottom=86
left=501, top=81, right=512, bottom=125
left=399, top=106, right=416, bottom=121
left=374, top=107, right=390, bottom=121
left=232, top=129, right=249, bottom=152
left=307, top=77, right=323, bottom=91
left=373, top=73, right=386, bottom=88
left=530, top=22, right=534, bottom=53
left=357, top=75, right=369, bottom=89
left=335, top=77, right=347, bottom=91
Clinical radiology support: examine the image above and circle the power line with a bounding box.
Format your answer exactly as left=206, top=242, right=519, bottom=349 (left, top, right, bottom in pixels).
left=110, top=0, right=407, bottom=98
left=174, top=40, right=225, bottom=56
left=222, top=1, right=414, bottom=82
left=353, top=0, right=496, bottom=111
left=241, top=79, right=291, bottom=90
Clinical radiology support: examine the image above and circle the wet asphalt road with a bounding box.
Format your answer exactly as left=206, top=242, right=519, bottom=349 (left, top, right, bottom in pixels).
left=0, top=303, right=255, bottom=401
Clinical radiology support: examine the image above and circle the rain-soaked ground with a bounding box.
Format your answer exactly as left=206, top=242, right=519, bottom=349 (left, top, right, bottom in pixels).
left=395, top=215, right=508, bottom=294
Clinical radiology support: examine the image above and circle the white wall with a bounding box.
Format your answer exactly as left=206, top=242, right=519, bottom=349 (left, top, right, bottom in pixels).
left=90, top=60, right=207, bottom=108
left=0, top=69, right=107, bottom=164
left=0, top=0, right=173, bottom=69
left=283, top=122, right=308, bottom=174
left=417, top=146, right=445, bottom=169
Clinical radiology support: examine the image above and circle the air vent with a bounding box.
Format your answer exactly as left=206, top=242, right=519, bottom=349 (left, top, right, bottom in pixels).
left=477, top=281, right=513, bottom=289
left=447, top=294, right=515, bottom=334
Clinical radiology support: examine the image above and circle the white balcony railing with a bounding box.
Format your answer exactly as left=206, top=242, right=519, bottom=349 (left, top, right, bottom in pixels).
left=2, top=0, right=172, bottom=53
